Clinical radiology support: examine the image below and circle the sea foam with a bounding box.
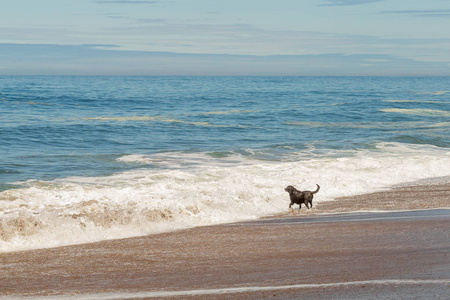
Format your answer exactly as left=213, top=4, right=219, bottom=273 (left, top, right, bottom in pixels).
left=1, top=142, right=449, bottom=252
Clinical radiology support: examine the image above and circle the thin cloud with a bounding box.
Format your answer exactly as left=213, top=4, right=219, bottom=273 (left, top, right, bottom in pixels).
left=101, top=14, right=166, bottom=23
left=321, top=0, right=383, bottom=6
left=96, top=21, right=450, bottom=57
left=1, top=43, right=448, bottom=76
left=137, top=18, right=167, bottom=23
left=94, top=0, right=159, bottom=4
left=379, top=9, right=450, bottom=18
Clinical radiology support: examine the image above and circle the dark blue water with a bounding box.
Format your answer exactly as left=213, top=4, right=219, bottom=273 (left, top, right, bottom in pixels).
left=1, top=76, right=449, bottom=189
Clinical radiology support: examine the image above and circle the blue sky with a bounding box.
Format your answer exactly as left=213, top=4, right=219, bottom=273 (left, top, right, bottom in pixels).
left=1, top=0, right=450, bottom=75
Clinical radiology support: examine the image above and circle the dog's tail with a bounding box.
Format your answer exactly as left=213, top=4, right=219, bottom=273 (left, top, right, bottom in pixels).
left=312, top=184, right=320, bottom=194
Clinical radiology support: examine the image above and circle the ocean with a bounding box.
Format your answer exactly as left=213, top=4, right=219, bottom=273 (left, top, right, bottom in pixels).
left=1, top=76, right=449, bottom=252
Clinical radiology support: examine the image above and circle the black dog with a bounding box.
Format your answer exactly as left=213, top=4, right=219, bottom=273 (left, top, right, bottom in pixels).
left=284, top=184, right=320, bottom=210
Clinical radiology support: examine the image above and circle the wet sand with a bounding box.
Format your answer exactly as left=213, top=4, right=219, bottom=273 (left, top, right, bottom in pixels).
left=1, top=184, right=449, bottom=299
left=316, top=183, right=450, bottom=213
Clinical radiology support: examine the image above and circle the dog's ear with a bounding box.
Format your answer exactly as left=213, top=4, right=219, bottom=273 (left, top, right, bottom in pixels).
left=285, top=186, right=295, bottom=193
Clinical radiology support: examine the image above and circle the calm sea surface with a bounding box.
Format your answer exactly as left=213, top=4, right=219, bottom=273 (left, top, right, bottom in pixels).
left=1, top=76, right=449, bottom=251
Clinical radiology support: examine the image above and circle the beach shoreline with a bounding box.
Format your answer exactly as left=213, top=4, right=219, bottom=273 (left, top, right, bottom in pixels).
left=263, top=182, right=450, bottom=219
left=1, top=183, right=449, bottom=299
left=317, top=182, right=450, bottom=212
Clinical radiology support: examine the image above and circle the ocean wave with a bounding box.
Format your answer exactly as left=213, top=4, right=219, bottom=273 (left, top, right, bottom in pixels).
left=0, top=97, right=82, bottom=108
left=383, top=100, right=447, bottom=104
left=285, top=121, right=450, bottom=129
left=116, top=152, right=248, bottom=168
left=192, top=109, right=259, bottom=115
left=116, top=154, right=156, bottom=164
left=84, top=116, right=244, bottom=128
left=1, top=142, right=450, bottom=252
left=0, top=98, right=60, bottom=106
left=380, top=108, right=450, bottom=117
left=417, top=91, right=450, bottom=95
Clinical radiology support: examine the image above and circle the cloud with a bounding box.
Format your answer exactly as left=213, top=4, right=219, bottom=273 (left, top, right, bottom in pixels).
left=4, top=18, right=448, bottom=69
left=2, top=19, right=449, bottom=64
left=1, top=43, right=448, bottom=76
left=100, top=13, right=166, bottom=23
left=378, top=9, right=450, bottom=18
left=91, top=21, right=450, bottom=65
left=321, top=0, right=383, bottom=6
left=137, top=18, right=167, bottom=23
left=94, top=0, right=159, bottom=4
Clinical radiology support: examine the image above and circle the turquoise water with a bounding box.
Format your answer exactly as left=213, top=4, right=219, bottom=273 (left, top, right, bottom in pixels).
left=1, top=76, right=449, bottom=251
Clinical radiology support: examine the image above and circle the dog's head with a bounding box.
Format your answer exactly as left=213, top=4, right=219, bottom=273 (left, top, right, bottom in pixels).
left=284, top=186, right=296, bottom=193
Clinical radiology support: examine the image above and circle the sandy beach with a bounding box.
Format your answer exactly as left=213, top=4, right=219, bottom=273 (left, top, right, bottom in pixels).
left=1, top=183, right=449, bottom=299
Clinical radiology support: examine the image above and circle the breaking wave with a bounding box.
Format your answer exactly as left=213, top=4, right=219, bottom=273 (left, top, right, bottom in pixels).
left=1, top=142, right=450, bottom=252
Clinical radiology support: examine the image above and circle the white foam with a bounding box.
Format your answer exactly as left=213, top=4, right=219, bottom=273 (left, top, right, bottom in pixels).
left=1, top=142, right=450, bottom=252
left=116, top=154, right=155, bottom=164
left=381, top=108, right=450, bottom=117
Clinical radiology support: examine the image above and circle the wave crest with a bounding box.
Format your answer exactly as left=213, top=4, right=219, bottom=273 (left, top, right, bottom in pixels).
left=0, top=212, right=43, bottom=241
left=1, top=142, right=450, bottom=252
